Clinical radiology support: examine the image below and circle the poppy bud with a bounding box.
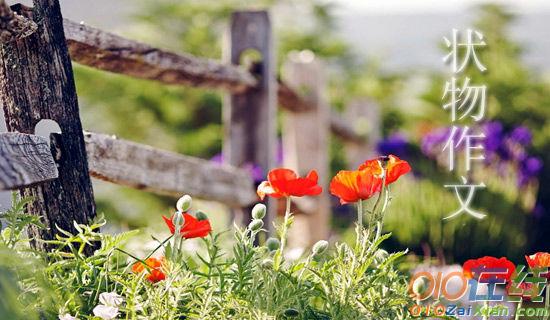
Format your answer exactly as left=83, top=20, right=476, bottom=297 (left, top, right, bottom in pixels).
left=176, top=195, right=192, bottom=212
left=266, top=237, right=280, bottom=251
left=261, top=258, right=273, bottom=268
left=374, top=249, right=389, bottom=265
left=412, top=276, right=428, bottom=296
left=195, top=210, right=208, bottom=221
left=248, top=219, right=264, bottom=231
left=251, top=203, right=267, bottom=219
left=172, top=211, right=184, bottom=231
left=283, top=308, right=299, bottom=317
left=312, top=240, right=329, bottom=256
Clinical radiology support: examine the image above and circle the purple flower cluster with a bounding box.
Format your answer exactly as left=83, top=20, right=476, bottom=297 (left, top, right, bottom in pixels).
left=377, top=133, right=410, bottom=157
left=421, top=121, right=543, bottom=187
left=421, top=127, right=451, bottom=158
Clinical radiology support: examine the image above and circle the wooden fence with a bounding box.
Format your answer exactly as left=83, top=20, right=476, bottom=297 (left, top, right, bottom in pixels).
left=0, top=1, right=377, bottom=249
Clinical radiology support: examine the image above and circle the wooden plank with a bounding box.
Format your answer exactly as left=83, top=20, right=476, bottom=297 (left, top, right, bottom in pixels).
left=0, top=0, right=96, bottom=251
left=0, top=132, right=58, bottom=189
left=224, top=11, right=277, bottom=230
left=0, top=1, right=37, bottom=44
left=281, top=52, right=331, bottom=247
left=63, top=19, right=257, bottom=93
left=59, top=18, right=362, bottom=144
left=83, top=132, right=256, bottom=208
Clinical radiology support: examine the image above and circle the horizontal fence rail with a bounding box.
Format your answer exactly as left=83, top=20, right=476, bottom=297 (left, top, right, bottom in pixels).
left=0, top=132, right=59, bottom=190
left=0, top=131, right=257, bottom=207
left=63, top=19, right=257, bottom=93
left=63, top=19, right=364, bottom=144
left=83, top=132, right=257, bottom=207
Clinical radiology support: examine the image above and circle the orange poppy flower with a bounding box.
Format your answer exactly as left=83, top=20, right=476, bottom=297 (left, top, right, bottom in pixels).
left=463, top=256, right=515, bottom=283
left=329, top=168, right=383, bottom=204
left=257, top=168, right=322, bottom=200
left=162, top=213, right=211, bottom=239
left=358, top=155, right=411, bottom=185
left=132, top=257, right=166, bottom=283
left=525, top=252, right=550, bottom=278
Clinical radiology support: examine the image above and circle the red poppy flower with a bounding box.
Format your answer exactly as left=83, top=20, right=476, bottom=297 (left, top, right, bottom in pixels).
left=162, top=213, right=211, bottom=239
left=358, top=155, right=411, bottom=185
left=132, top=257, right=166, bottom=283
left=525, top=252, right=550, bottom=278
left=329, top=168, right=383, bottom=204
left=463, top=256, right=515, bottom=283
left=257, top=168, right=322, bottom=200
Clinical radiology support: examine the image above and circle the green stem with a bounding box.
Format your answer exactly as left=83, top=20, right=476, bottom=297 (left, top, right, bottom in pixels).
left=515, top=299, right=522, bottom=320
left=145, top=235, right=173, bottom=260
left=372, top=170, right=387, bottom=216
left=274, top=197, right=292, bottom=270
left=372, top=168, right=387, bottom=235
left=357, top=200, right=363, bottom=227
left=482, top=300, right=489, bottom=320
left=115, top=247, right=151, bottom=270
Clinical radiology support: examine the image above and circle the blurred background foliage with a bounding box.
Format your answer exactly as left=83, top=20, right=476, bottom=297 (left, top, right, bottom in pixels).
left=74, top=1, right=549, bottom=263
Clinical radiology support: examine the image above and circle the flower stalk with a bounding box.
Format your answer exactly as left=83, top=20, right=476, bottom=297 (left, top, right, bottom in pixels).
left=274, top=197, right=292, bottom=270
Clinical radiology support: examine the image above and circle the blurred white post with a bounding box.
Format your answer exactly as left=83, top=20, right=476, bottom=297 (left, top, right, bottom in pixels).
left=281, top=51, right=331, bottom=248
left=344, top=99, right=381, bottom=168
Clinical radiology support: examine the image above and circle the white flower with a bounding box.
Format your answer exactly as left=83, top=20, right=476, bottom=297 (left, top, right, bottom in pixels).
left=58, top=314, right=78, bottom=320
left=99, top=291, right=124, bottom=307
left=93, top=305, right=119, bottom=320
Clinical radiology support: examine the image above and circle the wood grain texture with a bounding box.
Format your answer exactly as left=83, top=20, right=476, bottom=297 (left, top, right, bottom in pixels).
left=63, top=19, right=258, bottom=93
left=83, top=132, right=257, bottom=208
left=0, top=1, right=37, bottom=43
left=0, top=132, right=58, bottom=189
left=0, top=0, right=96, bottom=251
left=224, top=11, right=277, bottom=230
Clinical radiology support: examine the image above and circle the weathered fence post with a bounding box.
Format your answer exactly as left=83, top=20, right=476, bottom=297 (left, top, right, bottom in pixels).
left=344, top=99, right=381, bottom=168
left=281, top=51, right=331, bottom=248
left=223, top=11, right=277, bottom=230
left=0, top=1, right=96, bottom=250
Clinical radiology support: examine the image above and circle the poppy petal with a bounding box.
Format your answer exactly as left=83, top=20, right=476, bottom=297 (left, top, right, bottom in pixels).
left=162, top=215, right=175, bottom=234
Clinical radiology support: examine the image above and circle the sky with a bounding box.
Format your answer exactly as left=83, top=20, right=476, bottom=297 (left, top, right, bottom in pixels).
left=335, top=0, right=550, bottom=14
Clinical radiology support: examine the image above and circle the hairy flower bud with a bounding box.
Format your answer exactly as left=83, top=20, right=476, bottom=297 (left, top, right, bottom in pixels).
left=251, top=203, right=267, bottom=219
left=172, top=211, right=184, bottom=232
left=176, top=195, right=192, bottom=212
left=265, top=237, right=280, bottom=251
left=248, top=219, right=264, bottom=231
left=283, top=308, right=300, bottom=317
left=374, top=249, right=389, bottom=265
left=312, top=240, right=329, bottom=256
left=412, top=276, right=428, bottom=296
left=195, top=210, right=208, bottom=221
